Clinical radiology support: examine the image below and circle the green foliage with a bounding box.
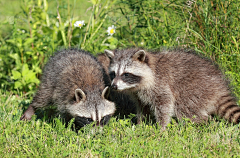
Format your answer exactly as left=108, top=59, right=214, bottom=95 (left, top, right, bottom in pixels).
left=0, top=0, right=57, bottom=93
left=111, top=0, right=186, bottom=47
left=0, top=0, right=118, bottom=94
left=11, top=64, right=40, bottom=92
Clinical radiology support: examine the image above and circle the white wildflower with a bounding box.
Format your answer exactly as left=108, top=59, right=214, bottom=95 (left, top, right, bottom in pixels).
left=107, top=25, right=116, bottom=36
left=74, top=20, right=85, bottom=28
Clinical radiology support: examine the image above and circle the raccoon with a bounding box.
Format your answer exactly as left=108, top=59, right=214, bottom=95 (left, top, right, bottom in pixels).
left=21, top=49, right=116, bottom=128
left=105, top=48, right=240, bottom=129
left=97, top=53, right=137, bottom=120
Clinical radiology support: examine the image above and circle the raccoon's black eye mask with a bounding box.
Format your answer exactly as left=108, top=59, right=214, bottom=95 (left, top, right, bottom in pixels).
left=121, top=73, right=142, bottom=84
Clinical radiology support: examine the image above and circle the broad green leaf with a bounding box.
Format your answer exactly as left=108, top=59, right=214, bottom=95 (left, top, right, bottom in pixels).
left=26, top=51, right=33, bottom=55
left=11, top=70, right=21, bottom=80
left=23, top=38, right=34, bottom=46
left=9, top=53, right=20, bottom=60
left=108, top=37, right=118, bottom=44
left=14, top=81, right=22, bottom=89
left=6, top=39, right=16, bottom=45
left=24, top=70, right=36, bottom=83
left=22, top=64, right=29, bottom=77
left=16, top=38, right=23, bottom=48
left=109, top=44, right=116, bottom=50
left=42, top=26, right=53, bottom=33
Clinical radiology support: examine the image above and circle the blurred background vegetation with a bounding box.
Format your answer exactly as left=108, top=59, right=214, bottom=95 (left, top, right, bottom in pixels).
left=0, top=0, right=239, bottom=100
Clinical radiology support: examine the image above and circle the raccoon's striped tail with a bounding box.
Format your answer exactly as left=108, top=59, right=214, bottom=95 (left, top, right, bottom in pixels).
left=217, top=95, right=240, bottom=124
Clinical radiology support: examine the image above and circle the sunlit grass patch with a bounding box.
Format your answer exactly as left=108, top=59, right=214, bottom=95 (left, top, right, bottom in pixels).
left=1, top=92, right=240, bottom=157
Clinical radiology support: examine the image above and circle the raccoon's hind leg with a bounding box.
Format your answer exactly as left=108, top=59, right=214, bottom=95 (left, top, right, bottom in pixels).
left=21, top=86, right=52, bottom=121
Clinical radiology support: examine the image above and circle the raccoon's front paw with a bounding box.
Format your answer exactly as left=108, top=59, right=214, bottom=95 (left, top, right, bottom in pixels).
left=20, top=113, right=32, bottom=121
left=20, top=106, right=35, bottom=121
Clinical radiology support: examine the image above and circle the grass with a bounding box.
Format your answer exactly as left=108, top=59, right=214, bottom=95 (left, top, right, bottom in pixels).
left=1, top=92, right=240, bottom=157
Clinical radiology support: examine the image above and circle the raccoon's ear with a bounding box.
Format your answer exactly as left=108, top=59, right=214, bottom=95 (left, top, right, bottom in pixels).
left=75, top=88, right=86, bottom=102
left=102, top=86, right=110, bottom=99
left=104, top=50, right=114, bottom=59
left=133, top=50, right=146, bottom=62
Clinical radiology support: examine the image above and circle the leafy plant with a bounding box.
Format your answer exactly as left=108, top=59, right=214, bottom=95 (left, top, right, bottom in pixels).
left=11, top=64, right=40, bottom=93
left=0, top=0, right=118, bottom=94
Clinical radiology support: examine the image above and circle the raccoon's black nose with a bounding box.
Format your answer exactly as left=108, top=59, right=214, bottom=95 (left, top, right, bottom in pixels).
left=111, top=84, right=118, bottom=90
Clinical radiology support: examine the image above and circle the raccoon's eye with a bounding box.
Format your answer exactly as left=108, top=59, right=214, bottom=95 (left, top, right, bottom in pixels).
left=123, top=73, right=129, bottom=77
left=109, top=71, right=116, bottom=80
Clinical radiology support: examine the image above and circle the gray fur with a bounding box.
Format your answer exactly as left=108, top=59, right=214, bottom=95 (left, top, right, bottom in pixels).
left=21, top=49, right=115, bottom=128
left=97, top=53, right=137, bottom=120
left=105, top=48, right=240, bottom=129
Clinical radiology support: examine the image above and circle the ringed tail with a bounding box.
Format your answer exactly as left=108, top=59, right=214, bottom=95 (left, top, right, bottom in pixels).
left=217, top=95, right=240, bottom=124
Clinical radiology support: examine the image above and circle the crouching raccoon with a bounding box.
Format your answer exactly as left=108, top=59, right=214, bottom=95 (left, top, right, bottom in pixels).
left=21, top=49, right=116, bottom=128
left=105, top=48, right=240, bottom=130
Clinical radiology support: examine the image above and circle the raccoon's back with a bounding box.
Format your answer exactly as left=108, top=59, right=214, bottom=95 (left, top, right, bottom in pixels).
left=155, top=49, right=238, bottom=121
left=41, top=49, right=105, bottom=101
left=155, top=50, right=228, bottom=90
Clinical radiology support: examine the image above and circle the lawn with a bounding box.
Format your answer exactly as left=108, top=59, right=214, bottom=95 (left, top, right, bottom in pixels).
left=1, top=91, right=240, bottom=157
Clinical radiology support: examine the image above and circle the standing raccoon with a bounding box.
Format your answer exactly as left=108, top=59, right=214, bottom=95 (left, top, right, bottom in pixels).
left=105, top=48, right=240, bottom=129
left=21, top=49, right=115, bottom=128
